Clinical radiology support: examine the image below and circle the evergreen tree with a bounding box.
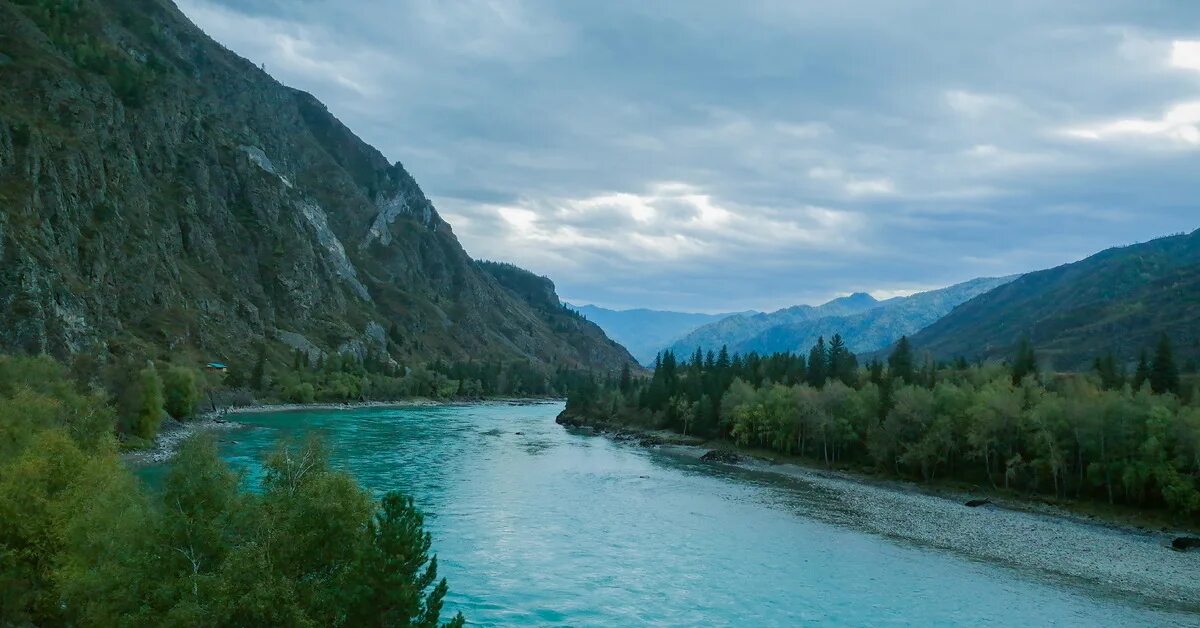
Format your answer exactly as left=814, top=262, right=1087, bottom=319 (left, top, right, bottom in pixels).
left=1093, top=351, right=1124, bottom=390
left=827, top=334, right=856, bottom=385
left=1150, top=334, right=1181, bottom=395
left=618, top=362, right=632, bottom=394
left=806, top=337, right=828, bottom=387
left=1010, top=336, right=1038, bottom=385
left=344, top=493, right=465, bottom=627
left=251, top=343, right=268, bottom=391
left=888, top=336, right=914, bottom=384
left=1133, top=350, right=1151, bottom=390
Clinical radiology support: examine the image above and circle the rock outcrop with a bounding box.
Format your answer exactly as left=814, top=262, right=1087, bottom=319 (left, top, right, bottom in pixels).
left=0, top=0, right=634, bottom=373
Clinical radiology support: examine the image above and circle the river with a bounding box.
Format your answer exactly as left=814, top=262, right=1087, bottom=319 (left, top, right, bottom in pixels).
left=143, top=401, right=1199, bottom=626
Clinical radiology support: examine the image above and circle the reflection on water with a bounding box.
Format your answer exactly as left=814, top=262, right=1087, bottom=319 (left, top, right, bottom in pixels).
left=142, top=401, right=1196, bottom=627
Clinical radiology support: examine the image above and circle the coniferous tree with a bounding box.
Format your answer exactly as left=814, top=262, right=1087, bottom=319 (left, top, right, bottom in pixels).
left=618, top=362, right=632, bottom=394
left=827, top=334, right=857, bottom=385
left=1010, top=336, right=1038, bottom=385
left=1150, top=334, right=1181, bottom=395
left=344, top=493, right=465, bottom=627
left=806, top=337, right=828, bottom=387
left=1093, top=351, right=1124, bottom=390
left=888, top=336, right=914, bottom=384
left=251, top=343, right=268, bottom=390
left=1133, top=350, right=1151, bottom=390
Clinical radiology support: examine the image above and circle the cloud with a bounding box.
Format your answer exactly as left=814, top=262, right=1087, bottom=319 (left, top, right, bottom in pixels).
left=1059, top=39, right=1200, bottom=148
left=180, top=0, right=1200, bottom=311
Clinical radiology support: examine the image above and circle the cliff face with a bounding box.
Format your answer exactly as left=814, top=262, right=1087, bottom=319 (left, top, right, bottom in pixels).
left=0, top=0, right=634, bottom=371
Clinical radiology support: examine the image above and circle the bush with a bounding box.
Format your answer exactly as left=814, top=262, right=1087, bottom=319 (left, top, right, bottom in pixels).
left=134, top=362, right=164, bottom=439
left=162, top=366, right=200, bottom=419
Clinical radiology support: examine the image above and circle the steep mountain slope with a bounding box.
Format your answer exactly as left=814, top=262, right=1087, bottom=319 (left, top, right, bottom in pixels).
left=733, top=276, right=1017, bottom=356
left=667, top=292, right=882, bottom=357
left=566, top=304, right=752, bottom=365
left=908, top=230, right=1200, bottom=370
left=0, top=0, right=633, bottom=371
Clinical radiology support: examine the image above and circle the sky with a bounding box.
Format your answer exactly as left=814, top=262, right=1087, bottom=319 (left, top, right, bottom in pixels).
left=179, top=0, right=1200, bottom=313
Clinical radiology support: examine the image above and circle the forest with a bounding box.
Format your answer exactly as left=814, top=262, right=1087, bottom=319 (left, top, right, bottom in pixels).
left=0, top=354, right=465, bottom=626
left=564, top=334, right=1200, bottom=519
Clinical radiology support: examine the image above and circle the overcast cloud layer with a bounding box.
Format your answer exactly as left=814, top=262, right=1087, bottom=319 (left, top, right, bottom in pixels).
left=180, top=0, right=1200, bottom=312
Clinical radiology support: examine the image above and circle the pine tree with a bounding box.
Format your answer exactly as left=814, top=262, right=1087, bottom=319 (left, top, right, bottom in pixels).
left=807, top=337, right=828, bottom=387
left=1133, top=349, right=1151, bottom=390
left=1093, top=351, right=1124, bottom=390
left=827, top=334, right=856, bottom=385
left=1150, top=334, right=1181, bottom=395
left=1010, top=336, right=1038, bottom=385
left=251, top=343, right=268, bottom=390
left=888, top=336, right=914, bottom=384
left=344, top=492, right=465, bottom=627
left=618, top=362, right=632, bottom=394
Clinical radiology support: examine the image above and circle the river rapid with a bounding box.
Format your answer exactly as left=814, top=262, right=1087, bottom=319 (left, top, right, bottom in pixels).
left=143, top=401, right=1200, bottom=626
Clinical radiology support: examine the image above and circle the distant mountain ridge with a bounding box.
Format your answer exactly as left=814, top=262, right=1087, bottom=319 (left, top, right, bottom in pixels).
left=669, top=278, right=1017, bottom=358
left=566, top=303, right=753, bottom=365
left=908, top=229, right=1200, bottom=370
left=666, top=292, right=885, bottom=357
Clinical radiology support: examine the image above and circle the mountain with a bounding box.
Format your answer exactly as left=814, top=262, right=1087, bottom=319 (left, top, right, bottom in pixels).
left=667, top=292, right=883, bottom=357
left=907, top=229, right=1200, bottom=370
left=566, top=303, right=753, bottom=365
left=0, top=0, right=633, bottom=371
left=732, top=276, right=1017, bottom=356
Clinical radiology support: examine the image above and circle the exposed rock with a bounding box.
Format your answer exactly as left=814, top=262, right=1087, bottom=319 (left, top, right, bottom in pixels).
left=0, top=0, right=636, bottom=373
left=1171, top=536, right=1200, bottom=551
left=700, top=449, right=741, bottom=464
left=277, top=330, right=326, bottom=362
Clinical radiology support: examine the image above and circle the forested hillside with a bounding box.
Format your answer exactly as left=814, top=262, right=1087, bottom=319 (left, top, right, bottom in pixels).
left=0, top=0, right=634, bottom=373
left=907, top=230, right=1200, bottom=370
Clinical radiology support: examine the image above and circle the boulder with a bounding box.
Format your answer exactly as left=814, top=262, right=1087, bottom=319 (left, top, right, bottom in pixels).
left=699, top=449, right=740, bottom=464
left=1171, top=536, right=1200, bottom=551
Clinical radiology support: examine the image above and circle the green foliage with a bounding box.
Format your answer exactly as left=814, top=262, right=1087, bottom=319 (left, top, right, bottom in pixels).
left=1011, top=336, right=1038, bottom=385
left=163, top=366, right=201, bottom=419
left=1151, top=334, right=1181, bottom=395
left=134, top=361, right=165, bottom=439
left=0, top=354, right=466, bottom=625
left=14, top=0, right=162, bottom=106
left=343, top=493, right=465, bottom=627
left=888, top=336, right=914, bottom=384
left=567, top=338, right=1200, bottom=521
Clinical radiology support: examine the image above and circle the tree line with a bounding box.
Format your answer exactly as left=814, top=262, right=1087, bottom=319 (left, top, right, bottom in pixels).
left=0, top=354, right=465, bottom=626
left=564, top=334, right=1200, bottom=519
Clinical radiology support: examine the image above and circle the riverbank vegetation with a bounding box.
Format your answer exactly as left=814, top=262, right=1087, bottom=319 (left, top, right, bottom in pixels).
left=0, top=354, right=465, bottom=626
left=564, top=335, right=1200, bottom=521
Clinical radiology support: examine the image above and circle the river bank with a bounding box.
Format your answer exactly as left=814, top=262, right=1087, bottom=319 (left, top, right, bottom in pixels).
left=558, top=414, right=1200, bottom=610
left=123, top=397, right=564, bottom=466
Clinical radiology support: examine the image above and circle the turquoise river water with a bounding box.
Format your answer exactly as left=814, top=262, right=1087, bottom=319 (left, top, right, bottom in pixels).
left=143, top=401, right=1198, bottom=626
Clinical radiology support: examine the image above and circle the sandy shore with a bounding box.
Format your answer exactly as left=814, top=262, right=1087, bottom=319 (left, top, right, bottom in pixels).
left=653, top=441, right=1200, bottom=611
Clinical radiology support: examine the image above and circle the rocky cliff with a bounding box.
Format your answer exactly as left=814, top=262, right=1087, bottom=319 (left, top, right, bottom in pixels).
left=0, top=0, right=634, bottom=371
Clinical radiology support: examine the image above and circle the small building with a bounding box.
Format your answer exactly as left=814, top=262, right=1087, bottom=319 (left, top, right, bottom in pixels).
left=205, top=362, right=228, bottom=372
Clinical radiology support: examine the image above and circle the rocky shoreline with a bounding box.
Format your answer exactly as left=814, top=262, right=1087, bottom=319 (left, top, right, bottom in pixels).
left=559, top=413, right=1200, bottom=610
